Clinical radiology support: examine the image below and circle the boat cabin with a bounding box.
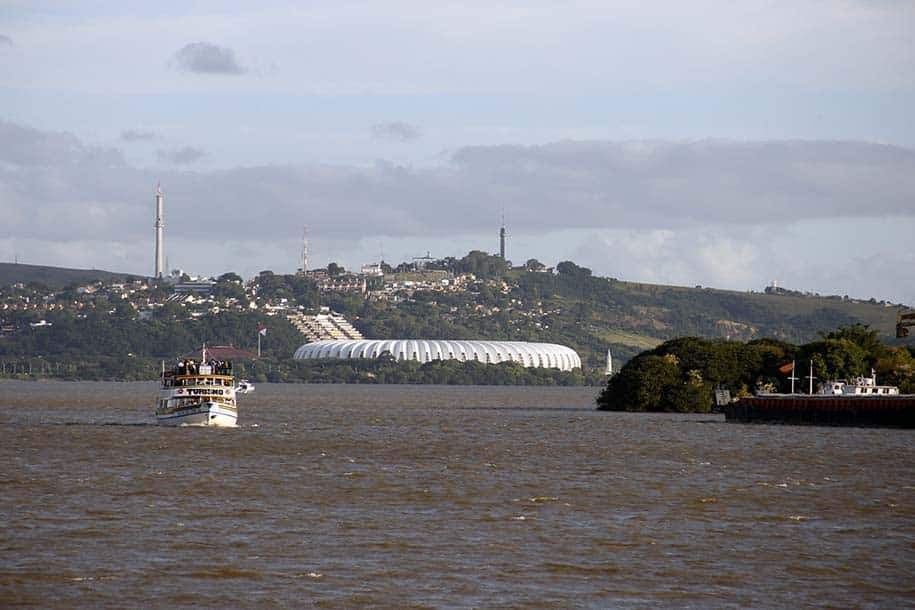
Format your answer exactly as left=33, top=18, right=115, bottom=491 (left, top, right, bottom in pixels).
left=818, top=373, right=899, bottom=396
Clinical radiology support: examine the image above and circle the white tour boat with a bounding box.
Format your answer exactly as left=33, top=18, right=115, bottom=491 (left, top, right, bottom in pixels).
left=156, top=347, right=240, bottom=427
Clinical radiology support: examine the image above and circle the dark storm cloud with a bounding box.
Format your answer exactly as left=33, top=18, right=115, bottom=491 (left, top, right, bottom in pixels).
left=171, top=42, right=245, bottom=75
left=157, top=146, right=207, bottom=165
left=371, top=122, right=421, bottom=142
left=3, top=120, right=915, bottom=247
left=121, top=129, right=156, bottom=142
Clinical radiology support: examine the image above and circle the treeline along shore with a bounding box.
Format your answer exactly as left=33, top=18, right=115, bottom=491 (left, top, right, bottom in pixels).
left=0, top=354, right=600, bottom=386
left=597, top=325, right=915, bottom=412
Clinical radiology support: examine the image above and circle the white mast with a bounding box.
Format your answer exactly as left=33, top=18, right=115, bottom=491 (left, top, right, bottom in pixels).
left=154, top=184, right=164, bottom=278
left=806, top=360, right=816, bottom=395
left=300, top=225, right=308, bottom=274
left=788, top=360, right=799, bottom=394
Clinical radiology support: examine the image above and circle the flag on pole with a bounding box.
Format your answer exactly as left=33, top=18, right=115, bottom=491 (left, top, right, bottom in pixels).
left=778, top=362, right=795, bottom=374
left=257, top=324, right=266, bottom=357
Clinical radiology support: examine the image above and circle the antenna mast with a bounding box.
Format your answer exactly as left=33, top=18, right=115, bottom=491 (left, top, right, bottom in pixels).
left=499, top=211, right=506, bottom=260
left=154, top=184, right=164, bottom=279
left=300, top=225, right=308, bottom=274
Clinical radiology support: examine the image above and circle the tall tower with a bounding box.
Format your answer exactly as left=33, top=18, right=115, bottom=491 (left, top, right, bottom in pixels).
left=154, top=184, right=164, bottom=278
left=300, top=225, right=308, bottom=274
left=499, top=213, right=506, bottom=260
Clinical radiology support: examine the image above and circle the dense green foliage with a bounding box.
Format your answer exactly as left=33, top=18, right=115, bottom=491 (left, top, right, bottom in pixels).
left=0, top=352, right=595, bottom=385
left=267, top=358, right=594, bottom=385
left=0, top=309, right=303, bottom=361
left=597, top=325, right=915, bottom=412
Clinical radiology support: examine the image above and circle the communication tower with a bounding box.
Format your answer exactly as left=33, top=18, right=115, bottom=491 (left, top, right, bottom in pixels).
left=154, top=184, right=164, bottom=278
left=499, top=213, right=506, bottom=259
left=299, top=225, right=308, bottom=274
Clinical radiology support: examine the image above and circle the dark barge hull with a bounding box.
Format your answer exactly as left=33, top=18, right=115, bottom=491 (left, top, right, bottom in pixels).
left=724, top=395, right=915, bottom=428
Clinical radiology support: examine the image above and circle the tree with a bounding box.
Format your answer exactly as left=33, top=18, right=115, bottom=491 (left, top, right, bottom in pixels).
left=213, top=273, right=246, bottom=301
left=218, top=272, right=243, bottom=284
left=597, top=353, right=681, bottom=411
left=823, top=324, right=883, bottom=357
left=556, top=261, right=592, bottom=278
left=456, top=250, right=509, bottom=279
left=525, top=258, right=546, bottom=272
left=800, top=338, right=867, bottom=381
left=327, top=262, right=345, bottom=277
left=875, top=347, right=915, bottom=393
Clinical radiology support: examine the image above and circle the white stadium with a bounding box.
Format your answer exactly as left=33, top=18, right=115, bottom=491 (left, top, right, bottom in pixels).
left=293, top=339, right=582, bottom=372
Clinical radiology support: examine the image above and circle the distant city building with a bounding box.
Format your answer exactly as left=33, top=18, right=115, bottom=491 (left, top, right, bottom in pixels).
left=173, top=280, right=215, bottom=294
left=361, top=263, right=384, bottom=276
left=293, top=339, right=582, bottom=371
left=412, top=252, right=434, bottom=270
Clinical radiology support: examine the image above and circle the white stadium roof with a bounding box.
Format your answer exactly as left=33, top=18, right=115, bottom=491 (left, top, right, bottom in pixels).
left=293, top=339, right=582, bottom=372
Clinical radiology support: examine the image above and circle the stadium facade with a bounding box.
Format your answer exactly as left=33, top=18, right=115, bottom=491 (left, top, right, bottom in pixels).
left=293, top=339, right=581, bottom=372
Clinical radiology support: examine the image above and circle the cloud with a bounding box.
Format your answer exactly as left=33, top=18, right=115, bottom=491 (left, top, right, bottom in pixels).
left=448, top=140, right=915, bottom=228
left=3, top=119, right=915, bottom=300
left=0, top=120, right=124, bottom=168
left=120, top=129, right=156, bottom=142
left=0, top=34, right=12, bottom=46
left=171, top=42, right=245, bottom=75
left=157, top=146, right=207, bottom=165
left=372, top=122, right=421, bottom=142
left=5, top=120, right=915, bottom=244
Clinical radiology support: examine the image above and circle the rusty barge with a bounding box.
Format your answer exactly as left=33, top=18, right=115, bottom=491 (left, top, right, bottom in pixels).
left=725, top=371, right=915, bottom=428
left=724, top=394, right=915, bottom=428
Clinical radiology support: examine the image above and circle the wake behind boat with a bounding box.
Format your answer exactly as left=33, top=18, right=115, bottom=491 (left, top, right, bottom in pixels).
left=156, top=347, right=240, bottom=427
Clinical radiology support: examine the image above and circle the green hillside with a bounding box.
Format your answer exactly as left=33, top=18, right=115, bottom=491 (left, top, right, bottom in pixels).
left=470, top=263, right=906, bottom=371
left=0, top=256, right=907, bottom=381
left=0, top=263, right=144, bottom=290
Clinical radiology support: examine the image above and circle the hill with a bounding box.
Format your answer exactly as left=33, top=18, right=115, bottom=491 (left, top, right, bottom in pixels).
left=1, top=255, right=907, bottom=381
left=365, top=260, right=906, bottom=371
left=546, top=272, right=902, bottom=369
left=0, top=262, right=144, bottom=290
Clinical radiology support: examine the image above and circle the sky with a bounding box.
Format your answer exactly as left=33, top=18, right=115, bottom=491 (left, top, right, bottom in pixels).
left=1, top=0, right=914, bottom=304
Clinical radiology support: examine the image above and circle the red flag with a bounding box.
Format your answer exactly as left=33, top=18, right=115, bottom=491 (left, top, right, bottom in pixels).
left=258, top=324, right=267, bottom=336
left=778, top=362, right=794, bottom=374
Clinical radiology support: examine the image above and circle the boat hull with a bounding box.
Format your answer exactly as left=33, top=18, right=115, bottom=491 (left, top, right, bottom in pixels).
left=156, top=401, right=238, bottom=427
left=725, top=395, right=915, bottom=428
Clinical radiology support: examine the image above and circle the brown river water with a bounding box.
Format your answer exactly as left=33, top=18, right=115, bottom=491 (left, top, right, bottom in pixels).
left=0, top=381, right=913, bottom=608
